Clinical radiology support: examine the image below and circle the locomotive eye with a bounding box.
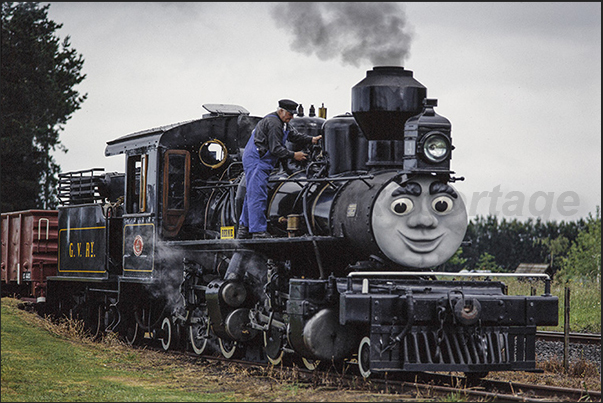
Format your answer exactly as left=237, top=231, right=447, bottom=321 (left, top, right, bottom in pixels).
left=432, top=196, right=454, bottom=214
left=391, top=198, right=414, bottom=216
left=422, top=132, right=450, bottom=163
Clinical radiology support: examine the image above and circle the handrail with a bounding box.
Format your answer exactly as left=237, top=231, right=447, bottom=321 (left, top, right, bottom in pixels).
left=347, top=271, right=553, bottom=295
left=347, top=271, right=550, bottom=280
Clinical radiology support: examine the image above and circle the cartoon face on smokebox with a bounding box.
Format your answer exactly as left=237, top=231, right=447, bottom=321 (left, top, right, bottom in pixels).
left=372, top=175, right=468, bottom=269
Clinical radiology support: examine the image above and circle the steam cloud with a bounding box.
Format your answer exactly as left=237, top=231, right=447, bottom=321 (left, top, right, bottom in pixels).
left=271, top=2, right=413, bottom=67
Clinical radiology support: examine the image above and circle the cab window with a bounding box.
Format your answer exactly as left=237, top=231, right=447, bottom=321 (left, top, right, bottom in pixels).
left=126, top=154, right=148, bottom=214
left=162, top=150, right=190, bottom=235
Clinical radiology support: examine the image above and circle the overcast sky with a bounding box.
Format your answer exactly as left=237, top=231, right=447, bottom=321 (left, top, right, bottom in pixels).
left=46, top=2, right=601, bottom=223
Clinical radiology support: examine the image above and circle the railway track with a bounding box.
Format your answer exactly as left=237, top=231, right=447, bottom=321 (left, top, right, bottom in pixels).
left=141, top=343, right=601, bottom=402
left=536, top=330, right=601, bottom=345
left=367, top=376, right=602, bottom=402
left=407, top=371, right=601, bottom=402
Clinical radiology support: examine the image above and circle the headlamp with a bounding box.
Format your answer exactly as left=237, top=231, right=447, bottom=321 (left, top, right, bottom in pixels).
left=421, top=132, right=450, bottom=163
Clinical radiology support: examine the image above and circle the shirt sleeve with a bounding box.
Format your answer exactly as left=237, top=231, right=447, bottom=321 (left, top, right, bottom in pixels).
left=286, top=125, right=314, bottom=147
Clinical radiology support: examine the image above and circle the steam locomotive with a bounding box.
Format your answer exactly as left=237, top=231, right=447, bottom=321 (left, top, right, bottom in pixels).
left=2, top=66, right=558, bottom=378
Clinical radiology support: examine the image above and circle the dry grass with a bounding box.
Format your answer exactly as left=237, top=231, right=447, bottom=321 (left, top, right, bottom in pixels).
left=539, top=358, right=601, bottom=383
left=487, top=359, right=601, bottom=392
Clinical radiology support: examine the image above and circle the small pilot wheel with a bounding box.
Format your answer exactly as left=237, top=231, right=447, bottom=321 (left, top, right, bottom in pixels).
left=358, top=336, right=371, bottom=378
left=263, top=329, right=284, bottom=365
left=160, top=317, right=172, bottom=351
left=218, top=337, right=238, bottom=359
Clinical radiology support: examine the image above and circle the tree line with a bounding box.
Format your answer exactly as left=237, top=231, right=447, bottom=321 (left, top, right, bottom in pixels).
left=443, top=207, right=601, bottom=283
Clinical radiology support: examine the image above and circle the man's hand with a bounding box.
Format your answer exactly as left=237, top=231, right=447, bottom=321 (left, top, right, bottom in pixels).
left=293, top=151, right=307, bottom=161
left=312, top=135, right=322, bottom=144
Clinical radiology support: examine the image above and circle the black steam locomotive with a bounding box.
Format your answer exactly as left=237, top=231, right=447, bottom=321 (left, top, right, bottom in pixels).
left=33, top=66, right=557, bottom=378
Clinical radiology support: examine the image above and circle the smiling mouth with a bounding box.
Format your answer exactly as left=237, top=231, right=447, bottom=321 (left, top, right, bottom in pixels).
left=399, top=232, right=444, bottom=253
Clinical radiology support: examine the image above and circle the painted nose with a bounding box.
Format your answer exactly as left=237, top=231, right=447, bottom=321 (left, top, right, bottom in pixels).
left=407, top=207, right=438, bottom=228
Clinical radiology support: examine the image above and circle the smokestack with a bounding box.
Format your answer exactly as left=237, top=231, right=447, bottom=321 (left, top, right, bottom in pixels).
left=351, top=66, right=427, bottom=168
left=352, top=66, right=426, bottom=140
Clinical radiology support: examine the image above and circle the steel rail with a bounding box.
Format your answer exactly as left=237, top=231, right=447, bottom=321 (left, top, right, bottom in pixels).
left=536, top=330, right=601, bottom=345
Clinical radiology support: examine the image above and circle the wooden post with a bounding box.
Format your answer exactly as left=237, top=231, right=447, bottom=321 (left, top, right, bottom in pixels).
left=563, top=286, right=570, bottom=372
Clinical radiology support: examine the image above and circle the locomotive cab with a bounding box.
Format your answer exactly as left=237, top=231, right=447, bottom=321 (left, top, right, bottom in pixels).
left=101, top=104, right=261, bottom=276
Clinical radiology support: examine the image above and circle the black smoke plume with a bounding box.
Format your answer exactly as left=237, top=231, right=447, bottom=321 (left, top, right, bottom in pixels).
left=271, top=2, right=413, bottom=67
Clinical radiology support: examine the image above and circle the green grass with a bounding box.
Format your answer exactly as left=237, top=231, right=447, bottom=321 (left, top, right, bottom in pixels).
left=552, top=278, right=601, bottom=333
left=0, top=298, right=399, bottom=402
left=503, top=277, right=601, bottom=333
left=1, top=300, right=232, bottom=402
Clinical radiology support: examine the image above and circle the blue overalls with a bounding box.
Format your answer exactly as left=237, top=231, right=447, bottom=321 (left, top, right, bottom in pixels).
left=239, top=127, right=289, bottom=233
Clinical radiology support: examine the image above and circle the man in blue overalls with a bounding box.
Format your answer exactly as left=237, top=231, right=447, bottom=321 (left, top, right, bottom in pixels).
left=238, top=99, right=322, bottom=239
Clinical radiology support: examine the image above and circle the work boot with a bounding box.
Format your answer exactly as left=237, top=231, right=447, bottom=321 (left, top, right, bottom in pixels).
left=236, top=225, right=251, bottom=239
left=252, top=231, right=272, bottom=239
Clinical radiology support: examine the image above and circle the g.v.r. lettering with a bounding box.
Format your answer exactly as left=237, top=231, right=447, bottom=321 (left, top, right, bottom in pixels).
left=68, top=242, right=95, bottom=258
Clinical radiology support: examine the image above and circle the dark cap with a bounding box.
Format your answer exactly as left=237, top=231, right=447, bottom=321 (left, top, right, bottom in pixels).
left=278, top=99, right=298, bottom=115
